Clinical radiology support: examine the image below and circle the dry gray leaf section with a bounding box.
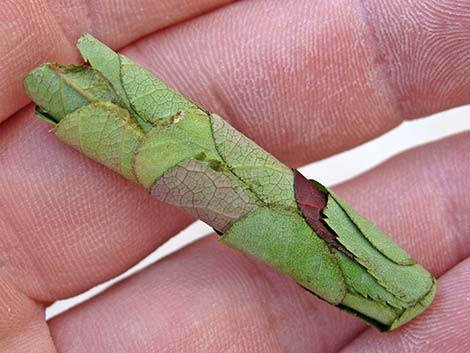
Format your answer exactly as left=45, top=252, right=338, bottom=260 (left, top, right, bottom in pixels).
left=152, top=159, right=255, bottom=232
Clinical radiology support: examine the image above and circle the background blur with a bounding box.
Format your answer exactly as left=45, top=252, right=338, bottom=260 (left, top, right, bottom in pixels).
left=46, top=105, right=470, bottom=319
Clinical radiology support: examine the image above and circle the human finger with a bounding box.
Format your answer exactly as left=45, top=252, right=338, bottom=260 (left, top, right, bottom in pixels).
left=49, top=133, right=470, bottom=353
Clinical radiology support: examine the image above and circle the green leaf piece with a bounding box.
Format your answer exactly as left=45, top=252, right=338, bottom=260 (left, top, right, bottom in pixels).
left=221, top=207, right=346, bottom=304
left=133, top=109, right=220, bottom=188
left=120, top=62, right=196, bottom=122
left=77, top=34, right=132, bottom=108
left=336, top=253, right=406, bottom=310
left=329, top=191, right=415, bottom=266
left=387, top=280, right=436, bottom=331
left=210, top=114, right=296, bottom=209
left=77, top=33, right=152, bottom=131
left=55, top=102, right=143, bottom=181
left=152, top=159, right=256, bottom=232
left=323, top=192, right=433, bottom=304
left=24, top=63, right=119, bottom=123
left=340, top=292, right=399, bottom=327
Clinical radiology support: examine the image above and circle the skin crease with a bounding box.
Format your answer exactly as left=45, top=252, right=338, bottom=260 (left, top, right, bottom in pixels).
left=0, top=0, right=469, bottom=352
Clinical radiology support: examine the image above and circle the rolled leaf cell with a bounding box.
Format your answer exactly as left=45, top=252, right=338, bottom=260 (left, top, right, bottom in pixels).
left=24, top=34, right=436, bottom=331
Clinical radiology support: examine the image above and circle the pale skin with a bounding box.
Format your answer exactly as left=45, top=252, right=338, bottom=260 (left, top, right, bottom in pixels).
left=1, top=0, right=469, bottom=352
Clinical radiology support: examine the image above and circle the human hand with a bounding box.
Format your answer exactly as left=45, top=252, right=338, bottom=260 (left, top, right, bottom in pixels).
left=1, top=1, right=469, bottom=352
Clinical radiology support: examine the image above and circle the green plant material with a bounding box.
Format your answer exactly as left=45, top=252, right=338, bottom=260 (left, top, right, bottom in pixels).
left=23, top=34, right=436, bottom=331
